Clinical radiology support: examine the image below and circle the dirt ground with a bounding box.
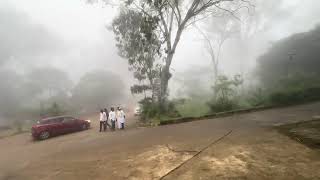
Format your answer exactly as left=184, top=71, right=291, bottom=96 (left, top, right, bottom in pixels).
left=277, top=118, right=320, bottom=149
left=1, top=102, right=320, bottom=180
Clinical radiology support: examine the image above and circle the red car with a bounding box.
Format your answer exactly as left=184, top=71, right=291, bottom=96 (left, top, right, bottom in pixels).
left=31, top=116, right=91, bottom=140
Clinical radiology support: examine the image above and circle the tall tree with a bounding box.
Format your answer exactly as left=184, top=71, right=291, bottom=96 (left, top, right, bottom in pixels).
left=109, top=0, right=253, bottom=108
left=112, top=9, right=162, bottom=102
left=195, top=15, right=239, bottom=82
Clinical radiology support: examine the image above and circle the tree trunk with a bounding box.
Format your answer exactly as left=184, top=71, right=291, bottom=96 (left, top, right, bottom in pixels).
left=159, top=20, right=187, bottom=111
left=159, top=52, right=174, bottom=110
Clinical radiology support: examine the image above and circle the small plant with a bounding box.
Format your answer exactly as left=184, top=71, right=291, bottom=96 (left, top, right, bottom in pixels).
left=208, top=75, right=243, bottom=113
left=248, top=88, right=269, bottom=107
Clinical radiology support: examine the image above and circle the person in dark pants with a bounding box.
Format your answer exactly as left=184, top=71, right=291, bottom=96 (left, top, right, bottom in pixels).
left=109, top=107, right=116, bottom=131
left=102, top=109, right=107, bottom=131
left=104, top=108, right=110, bottom=130
left=99, top=109, right=104, bottom=132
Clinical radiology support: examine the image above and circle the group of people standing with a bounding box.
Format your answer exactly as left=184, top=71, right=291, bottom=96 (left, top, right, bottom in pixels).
left=99, top=107, right=126, bottom=132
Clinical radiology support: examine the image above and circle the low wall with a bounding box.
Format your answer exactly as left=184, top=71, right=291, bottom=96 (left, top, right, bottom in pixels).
left=159, top=104, right=288, bottom=126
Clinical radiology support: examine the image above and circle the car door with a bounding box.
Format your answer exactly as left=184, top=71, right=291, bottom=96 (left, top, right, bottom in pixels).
left=51, top=117, right=66, bottom=135
left=61, top=117, right=78, bottom=133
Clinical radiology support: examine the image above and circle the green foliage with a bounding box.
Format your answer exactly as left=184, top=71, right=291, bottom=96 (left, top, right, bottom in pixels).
left=247, top=88, right=269, bottom=107
left=208, top=98, right=239, bottom=113
left=256, top=25, right=320, bottom=87
left=208, top=75, right=243, bottom=113
left=130, top=84, right=151, bottom=94
left=262, top=72, right=320, bottom=105
left=176, top=98, right=210, bottom=117
left=139, top=98, right=181, bottom=122
left=139, top=98, right=159, bottom=122
left=255, top=25, right=320, bottom=107
left=270, top=86, right=320, bottom=105
left=112, top=8, right=162, bottom=100
left=112, top=9, right=161, bottom=64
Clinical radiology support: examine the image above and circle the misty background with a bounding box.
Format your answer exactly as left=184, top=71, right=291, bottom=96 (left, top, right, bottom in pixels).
left=1, top=0, right=320, bottom=125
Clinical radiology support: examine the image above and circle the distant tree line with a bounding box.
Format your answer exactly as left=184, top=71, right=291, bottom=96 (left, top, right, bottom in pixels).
left=0, top=67, right=126, bottom=122
left=255, top=25, right=320, bottom=105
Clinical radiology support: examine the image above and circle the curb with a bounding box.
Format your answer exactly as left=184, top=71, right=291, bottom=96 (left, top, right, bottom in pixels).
left=158, top=102, right=318, bottom=126
left=159, top=105, right=273, bottom=125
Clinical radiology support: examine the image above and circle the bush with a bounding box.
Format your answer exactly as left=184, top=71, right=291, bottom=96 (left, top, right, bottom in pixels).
left=139, top=98, right=181, bottom=122
left=247, top=88, right=269, bottom=107
left=176, top=98, right=210, bottom=117
left=207, top=98, right=239, bottom=113
left=139, top=98, right=160, bottom=122
left=207, top=75, right=243, bottom=113
left=270, top=86, right=320, bottom=105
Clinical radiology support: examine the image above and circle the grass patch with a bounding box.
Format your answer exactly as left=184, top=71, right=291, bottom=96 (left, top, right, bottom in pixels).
left=176, top=99, right=210, bottom=117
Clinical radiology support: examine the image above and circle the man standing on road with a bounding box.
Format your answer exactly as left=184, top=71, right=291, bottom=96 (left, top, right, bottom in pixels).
left=109, top=107, right=116, bottom=131
left=102, top=109, right=107, bottom=131
left=118, top=107, right=126, bottom=129
left=116, top=107, right=122, bottom=129
left=104, top=108, right=110, bottom=130
left=99, top=109, right=105, bottom=132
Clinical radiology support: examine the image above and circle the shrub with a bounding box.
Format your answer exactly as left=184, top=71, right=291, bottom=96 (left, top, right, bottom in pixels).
left=176, top=98, right=210, bottom=117
left=207, top=98, right=239, bottom=113
left=139, top=98, right=181, bottom=122
left=247, top=88, right=269, bottom=107
left=270, top=86, right=320, bottom=105
left=207, top=75, right=243, bottom=113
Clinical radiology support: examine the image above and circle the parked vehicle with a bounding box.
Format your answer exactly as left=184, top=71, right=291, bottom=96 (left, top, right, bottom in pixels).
left=31, top=116, right=91, bottom=140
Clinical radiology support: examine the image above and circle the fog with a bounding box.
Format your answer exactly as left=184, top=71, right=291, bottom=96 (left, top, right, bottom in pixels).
left=1, top=0, right=320, bottom=123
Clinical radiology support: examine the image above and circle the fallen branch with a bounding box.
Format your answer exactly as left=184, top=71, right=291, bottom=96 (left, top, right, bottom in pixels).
left=166, top=144, right=198, bottom=154
left=159, top=130, right=233, bottom=180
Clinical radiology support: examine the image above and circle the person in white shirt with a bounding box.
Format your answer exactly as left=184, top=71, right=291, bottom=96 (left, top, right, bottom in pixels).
left=109, top=107, right=116, bottom=131
left=99, top=109, right=105, bottom=132
left=102, top=109, right=107, bottom=131
left=116, top=107, right=122, bottom=129
left=117, top=107, right=126, bottom=129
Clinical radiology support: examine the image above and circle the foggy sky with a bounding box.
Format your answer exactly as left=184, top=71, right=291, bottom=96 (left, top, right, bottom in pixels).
left=0, top=0, right=130, bottom=83
left=1, top=0, right=320, bottom=94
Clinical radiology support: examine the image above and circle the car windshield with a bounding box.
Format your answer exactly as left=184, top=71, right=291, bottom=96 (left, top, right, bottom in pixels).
left=39, top=118, right=63, bottom=124
left=62, top=117, right=75, bottom=123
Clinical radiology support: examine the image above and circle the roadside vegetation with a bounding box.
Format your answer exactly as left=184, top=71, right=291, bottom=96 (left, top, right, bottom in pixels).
left=106, top=1, right=320, bottom=124
left=134, top=25, right=320, bottom=124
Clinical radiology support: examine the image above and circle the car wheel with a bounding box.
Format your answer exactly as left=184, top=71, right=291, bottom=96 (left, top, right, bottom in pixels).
left=39, top=131, right=50, bottom=140
left=81, top=124, right=88, bottom=130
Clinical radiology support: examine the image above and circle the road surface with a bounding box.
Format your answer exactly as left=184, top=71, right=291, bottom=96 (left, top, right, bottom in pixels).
left=1, top=102, right=320, bottom=180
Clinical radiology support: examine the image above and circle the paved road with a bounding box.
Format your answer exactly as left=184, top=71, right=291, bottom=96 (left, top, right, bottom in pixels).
left=1, top=102, right=320, bottom=180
